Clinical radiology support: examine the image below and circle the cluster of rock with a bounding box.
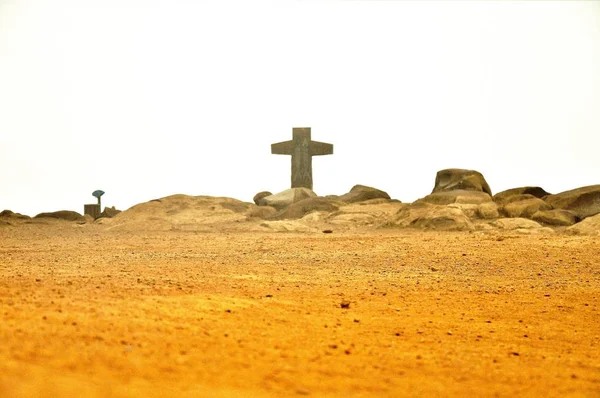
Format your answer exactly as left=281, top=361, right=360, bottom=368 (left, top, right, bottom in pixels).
left=0, top=207, right=122, bottom=227
left=251, top=168, right=600, bottom=235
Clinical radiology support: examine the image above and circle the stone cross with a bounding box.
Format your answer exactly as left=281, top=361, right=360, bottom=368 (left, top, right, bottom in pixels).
left=271, top=127, right=333, bottom=189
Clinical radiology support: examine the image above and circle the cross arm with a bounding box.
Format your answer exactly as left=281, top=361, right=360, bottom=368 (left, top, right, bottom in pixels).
left=271, top=140, right=294, bottom=155
left=310, top=141, right=333, bottom=156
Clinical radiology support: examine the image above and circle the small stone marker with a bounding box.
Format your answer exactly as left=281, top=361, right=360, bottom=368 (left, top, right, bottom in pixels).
left=84, top=190, right=105, bottom=220
left=271, top=127, right=333, bottom=189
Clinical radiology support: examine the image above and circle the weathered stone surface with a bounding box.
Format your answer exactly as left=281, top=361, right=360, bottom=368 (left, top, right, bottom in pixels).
left=478, top=202, right=500, bottom=219
left=491, top=218, right=543, bottom=230
left=566, top=213, right=600, bottom=235
left=532, top=209, right=578, bottom=226
left=258, top=188, right=317, bottom=209
left=271, top=127, right=333, bottom=189
left=493, top=187, right=551, bottom=204
left=100, top=206, right=121, bottom=218
left=338, top=184, right=391, bottom=204
left=34, top=211, right=86, bottom=222
left=544, top=185, right=600, bottom=219
left=253, top=191, right=272, bottom=205
left=495, top=194, right=538, bottom=206
left=417, top=190, right=492, bottom=205
left=272, top=197, right=343, bottom=220
left=432, top=169, right=492, bottom=195
left=501, top=198, right=552, bottom=219
left=447, top=203, right=479, bottom=219
left=393, top=203, right=474, bottom=231
left=0, top=210, right=30, bottom=220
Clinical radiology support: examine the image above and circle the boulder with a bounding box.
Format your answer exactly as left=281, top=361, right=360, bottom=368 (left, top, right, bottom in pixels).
left=532, top=209, right=578, bottom=226
left=0, top=210, right=30, bottom=220
left=258, top=188, right=317, bottom=209
left=501, top=198, right=552, bottom=219
left=477, top=202, right=500, bottom=219
left=100, top=206, right=121, bottom=218
left=338, top=184, right=391, bottom=203
left=393, top=203, right=474, bottom=231
left=34, top=210, right=86, bottom=222
left=544, top=185, right=600, bottom=220
left=493, top=187, right=551, bottom=204
left=272, top=197, right=343, bottom=220
left=417, top=190, right=492, bottom=205
left=491, top=218, right=543, bottom=230
left=432, top=169, right=492, bottom=195
left=566, top=213, right=600, bottom=235
left=253, top=191, right=272, bottom=205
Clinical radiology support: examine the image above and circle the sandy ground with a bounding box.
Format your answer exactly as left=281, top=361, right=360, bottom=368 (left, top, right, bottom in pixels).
left=0, top=223, right=598, bottom=397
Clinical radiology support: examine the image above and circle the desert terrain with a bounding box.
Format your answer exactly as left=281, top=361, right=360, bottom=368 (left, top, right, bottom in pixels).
left=1, top=216, right=599, bottom=397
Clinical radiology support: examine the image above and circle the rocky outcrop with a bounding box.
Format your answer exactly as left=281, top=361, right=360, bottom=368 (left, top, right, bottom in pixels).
left=491, top=218, right=544, bottom=230
left=566, top=213, right=600, bottom=235
left=493, top=187, right=551, bottom=204
left=501, top=198, right=552, bottom=218
left=393, top=203, right=474, bottom=231
left=432, top=169, right=492, bottom=196
left=417, top=190, right=492, bottom=205
left=253, top=191, right=272, bottom=205
left=258, top=188, right=317, bottom=209
left=100, top=206, right=121, bottom=218
left=338, top=185, right=391, bottom=204
left=34, top=211, right=86, bottom=222
left=477, top=202, right=500, bottom=219
left=272, top=197, right=343, bottom=220
left=532, top=209, right=578, bottom=226
left=0, top=210, right=30, bottom=220
left=544, top=185, right=600, bottom=220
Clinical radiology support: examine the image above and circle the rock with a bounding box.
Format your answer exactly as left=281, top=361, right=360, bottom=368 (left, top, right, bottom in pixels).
left=34, top=210, right=86, bottom=222
left=495, top=193, right=538, bottom=206
left=432, top=169, right=492, bottom=195
left=501, top=198, right=552, bottom=219
left=259, top=220, right=317, bottom=233
left=447, top=203, right=479, bottom=219
left=417, top=190, right=492, bottom=205
left=100, top=206, right=121, bottom=218
left=491, top=218, right=543, bottom=230
left=272, top=197, right=343, bottom=220
left=532, top=209, right=578, bottom=226
left=544, top=185, right=600, bottom=219
left=0, top=210, right=30, bottom=220
left=566, top=213, right=600, bottom=235
left=493, top=187, right=551, bottom=204
left=338, top=184, right=391, bottom=203
left=258, top=188, right=317, bottom=209
left=253, top=191, right=272, bottom=205
left=478, top=202, right=500, bottom=219
left=393, top=203, right=475, bottom=231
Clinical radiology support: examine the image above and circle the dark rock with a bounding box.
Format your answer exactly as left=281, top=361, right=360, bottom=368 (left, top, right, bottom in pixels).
left=34, top=210, right=86, bottom=222
left=0, top=210, right=30, bottom=219
left=253, top=191, right=273, bottom=205
left=544, top=185, right=600, bottom=220
left=338, top=185, right=391, bottom=203
left=493, top=186, right=551, bottom=204
left=432, top=169, right=492, bottom=195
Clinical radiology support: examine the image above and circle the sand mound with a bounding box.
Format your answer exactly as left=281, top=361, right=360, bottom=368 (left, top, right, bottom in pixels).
left=100, top=194, right=268, bottom=232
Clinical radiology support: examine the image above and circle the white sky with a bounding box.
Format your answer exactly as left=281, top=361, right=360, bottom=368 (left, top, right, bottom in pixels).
left=1, top=0, right=599, bottom=216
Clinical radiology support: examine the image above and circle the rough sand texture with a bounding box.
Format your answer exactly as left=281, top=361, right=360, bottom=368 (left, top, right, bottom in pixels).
left=0, top=224, right=599, bottom=397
